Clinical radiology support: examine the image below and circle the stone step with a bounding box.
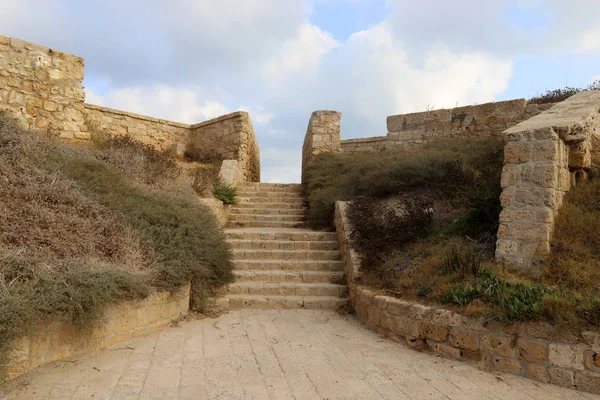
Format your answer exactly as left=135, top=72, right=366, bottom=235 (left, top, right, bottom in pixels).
left=230, top=208, right=306, bottom=216
left=241, top=183, right=302, bottom=191
left=233, top=260, right=344, bottom=272
left=215, top=295, right=348, bottom=310
left=225, top=229, right=337, bottom=242
left=233, top=249, right=341, bottom=261
left=229, top=214, right=305, bottom=223
left=233, top=270, right=344, bottom=283
left=227, top=239, right=338, bottom=251
left=237, top=197, right=304, bottom=205
left=236, top=191, right=303, bottom=199
left=228, top=221, right=306, bottom=229
left=235, top=202, right=305, bottom=210
left=225, top=282, right=347, bottom=297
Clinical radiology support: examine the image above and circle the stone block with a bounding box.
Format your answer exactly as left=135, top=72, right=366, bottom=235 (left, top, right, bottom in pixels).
left=517, top=339, right=547, bottom=363
left=549, top=367, right=574, bottom=388
left=525, top=363, right=549, bottom=383
left=549, top=344, right=587, bottom=371
left=380, top=312, right=394, bottom=331
left=5, top=361, right=29, bottom=381
left=495, top=239, right=519, bottom=258
left=449, top=329, right=479, bottom=351
left=420, top=323, right=449, bottom=342
left=480, top=333, right=516, bottom=357
left=501, top=165, right=519, bottom=188
left=367, top=307, right=382, bottom=327
left=373, top=296, right=389, bottom=310
left=521, top=241, right=550, bottom=258
left=385, top=298, right=411, bottom=316
left=530, top=163, right=558, bottom=188
left=504, top=142, right=531, bottom=164
left=51, top=324, right=79, bottom=348
left=393, top=316, right=421, bottom=338
left=431, top=309, right=461, bottom=327
left=112, top=308, right=139, bottom=333
left=491, top=356, right=522, bottom=375
left=575, top=371, right=600, bottom=394
left=532, top=140, right=559, bottom=162
left=430, top=343, right=462, bottom=359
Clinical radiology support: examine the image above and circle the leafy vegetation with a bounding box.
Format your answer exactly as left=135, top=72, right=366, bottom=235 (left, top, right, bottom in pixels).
left=212, top=180, right=238, bottom=205
left=0, top=112, right=233, bottom=378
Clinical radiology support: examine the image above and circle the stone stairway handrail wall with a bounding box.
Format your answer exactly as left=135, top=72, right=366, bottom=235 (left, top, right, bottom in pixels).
left=334, top=200, right=600, bottom=396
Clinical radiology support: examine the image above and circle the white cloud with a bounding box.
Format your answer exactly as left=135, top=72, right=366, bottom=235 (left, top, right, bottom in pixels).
left=260, top=147, right=302, bottom=183
left=592, top=75, right=600, bottom=84
left=263, top=24, right=339, bottom=83
left=85, top=86, right=229, bottom=124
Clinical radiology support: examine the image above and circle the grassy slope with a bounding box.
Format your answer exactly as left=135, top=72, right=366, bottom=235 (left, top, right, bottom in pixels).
left=304, top=137, right=600, bottom=331
left=0, top=112, right=233, bottom=377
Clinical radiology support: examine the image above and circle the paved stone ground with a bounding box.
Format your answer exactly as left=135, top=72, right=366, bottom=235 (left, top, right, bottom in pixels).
left=2, top=310, right=598, bottom=400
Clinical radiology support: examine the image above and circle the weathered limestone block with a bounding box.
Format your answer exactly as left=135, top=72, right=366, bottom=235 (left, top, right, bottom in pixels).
left=302, top=110, right=341, bottom=182
left=496, top=91, right=600, bottom=271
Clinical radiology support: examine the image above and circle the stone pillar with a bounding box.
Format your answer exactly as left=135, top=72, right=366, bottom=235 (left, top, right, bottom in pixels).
left=496, top=91, right=600, bottom=272
left=301, top=110, right=341, bottom=182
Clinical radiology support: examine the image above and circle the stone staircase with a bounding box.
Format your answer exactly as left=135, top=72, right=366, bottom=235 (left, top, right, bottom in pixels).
left=215, top=183, right=348, bottom=310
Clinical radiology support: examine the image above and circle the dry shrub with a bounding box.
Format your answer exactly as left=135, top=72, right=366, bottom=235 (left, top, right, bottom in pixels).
left=303, top=137, right=504, bottom=231
left=347, top=196, right=433, bottom=270
left=0, top=112, right=234, bottom=379
left=190, top=164, right=221, bottom=196
left=544, top=175, right=600, bottom=293
left=529, top=80, right=600, bottom=105
left=90, top=131, right=180, bottom=185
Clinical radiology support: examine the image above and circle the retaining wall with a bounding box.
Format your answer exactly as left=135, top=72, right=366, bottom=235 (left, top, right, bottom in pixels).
left=335, top=201, right=600, bottom=396
left=5, top=283, right=190, bottom=383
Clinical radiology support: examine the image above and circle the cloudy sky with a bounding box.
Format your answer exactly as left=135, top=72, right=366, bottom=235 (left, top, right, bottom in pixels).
left=1, top=0, right=599, bottom=182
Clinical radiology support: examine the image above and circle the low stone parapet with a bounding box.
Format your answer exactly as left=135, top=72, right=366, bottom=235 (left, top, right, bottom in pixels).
left=4, top=283, right=190, bottom=383
left=334, top=201, right=600, bottom=395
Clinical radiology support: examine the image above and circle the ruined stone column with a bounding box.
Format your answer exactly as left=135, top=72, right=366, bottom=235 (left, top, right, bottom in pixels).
left=301, top=110, right=342, bottom=183
left=496, top=91, right=600, bottom=272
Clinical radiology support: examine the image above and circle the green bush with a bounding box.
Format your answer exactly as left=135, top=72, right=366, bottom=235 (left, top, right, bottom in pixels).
left=212, top=180, right=238, bottom=205
left=442, top=269, right=546, bottom=321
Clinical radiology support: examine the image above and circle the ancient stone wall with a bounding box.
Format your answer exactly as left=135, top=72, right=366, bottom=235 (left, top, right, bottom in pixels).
left=187, top=112, right=260, bottom=182
left=301, top=110, right=341, bottom=182
left=0, top=35, right=86, bottom=139
left=1, top=35, right=260, bottom=183
left=83, top=103, right=191, bottom=155
left=338, top=100, right=555, bottom=154
left=496, top=91, right=600, bottom=270
left=335, top=201, right=600, bottom=396
left=5, top=284, right=190, bottom=383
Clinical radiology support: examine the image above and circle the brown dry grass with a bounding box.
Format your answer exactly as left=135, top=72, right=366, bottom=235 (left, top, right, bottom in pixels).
left=0, top=112, right=233, bottom=379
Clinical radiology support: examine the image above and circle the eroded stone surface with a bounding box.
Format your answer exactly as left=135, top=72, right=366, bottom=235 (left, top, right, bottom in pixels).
left=2, top=309, right=598, bottom=400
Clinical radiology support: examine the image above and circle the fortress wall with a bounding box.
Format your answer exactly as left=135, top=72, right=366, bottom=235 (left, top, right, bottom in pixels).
left=83, top=103, right=192, bottom=156
left=338, top=100, right=555, bottom=154
left=188, top=112, right=260, bottom=182
left=0, top=34, right=260, bottom=183
left=0, top=35, right=86, bottom=139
